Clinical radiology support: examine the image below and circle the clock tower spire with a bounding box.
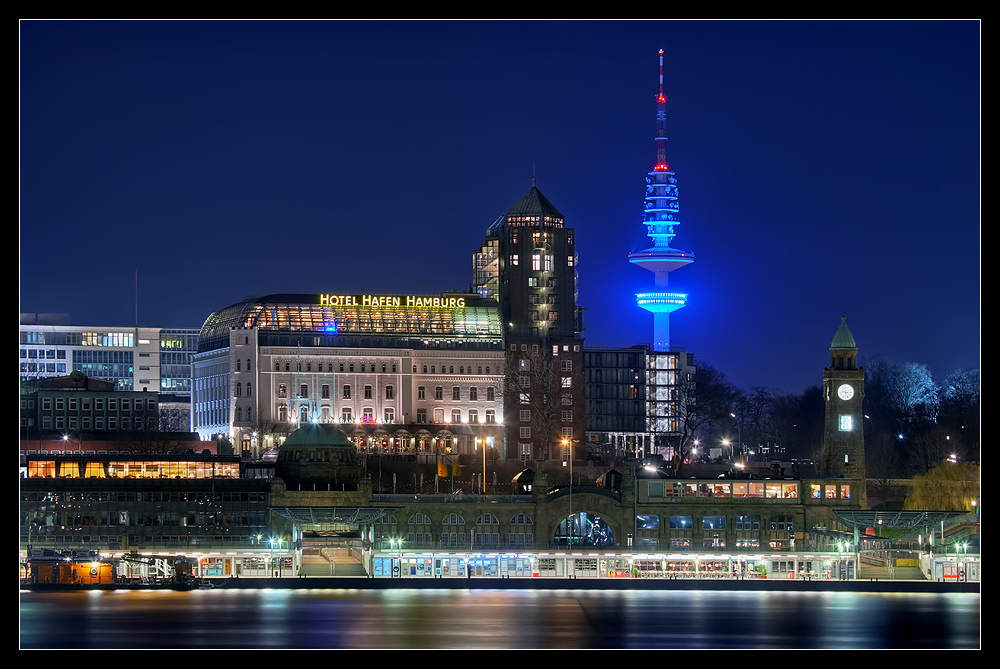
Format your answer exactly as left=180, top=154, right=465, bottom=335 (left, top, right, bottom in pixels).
left=822, top=317, right=867, bottom=507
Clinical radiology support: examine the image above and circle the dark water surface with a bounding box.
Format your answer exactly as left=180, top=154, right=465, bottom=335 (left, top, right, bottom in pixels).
left=20, top=588, right=980, bottom=649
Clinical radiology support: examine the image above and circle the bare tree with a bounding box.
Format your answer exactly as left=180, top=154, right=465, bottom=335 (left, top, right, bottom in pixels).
left=866, top=432, right=901, bottom=508
left=115, top=419, right=188, bottom=454
left=668, top=363, right=740, bottom=474
left=503, top=345, right=564, bottom=461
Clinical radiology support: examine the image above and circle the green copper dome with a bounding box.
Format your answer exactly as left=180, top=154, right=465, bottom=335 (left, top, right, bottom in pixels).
left=830, top=316, right=857, bottom=350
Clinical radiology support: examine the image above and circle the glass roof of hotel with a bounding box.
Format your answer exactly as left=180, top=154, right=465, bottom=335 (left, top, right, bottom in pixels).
left=198, top=294, right=503, bottom=353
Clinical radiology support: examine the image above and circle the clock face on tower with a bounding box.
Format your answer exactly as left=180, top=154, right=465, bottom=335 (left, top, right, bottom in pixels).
left=837, top=383, right=855, bottom=401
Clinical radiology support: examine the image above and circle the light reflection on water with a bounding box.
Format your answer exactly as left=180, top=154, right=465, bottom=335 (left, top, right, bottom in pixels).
left=20, top=589, right=980, bottom=649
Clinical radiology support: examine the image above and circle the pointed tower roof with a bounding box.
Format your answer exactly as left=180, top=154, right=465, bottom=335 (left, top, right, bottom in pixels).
left=504, top=180, right=565, bottom=220
left=830, top=316, right=858, bottom=350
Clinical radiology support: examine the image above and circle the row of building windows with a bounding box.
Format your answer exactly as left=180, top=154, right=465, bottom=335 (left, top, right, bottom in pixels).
left=41, top=416, right=151, bottom=431
left=40, top=397, right=157, bottom=413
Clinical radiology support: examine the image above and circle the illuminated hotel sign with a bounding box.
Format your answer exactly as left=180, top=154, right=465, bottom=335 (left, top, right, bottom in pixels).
left=318, top=294, right=467, bottom=308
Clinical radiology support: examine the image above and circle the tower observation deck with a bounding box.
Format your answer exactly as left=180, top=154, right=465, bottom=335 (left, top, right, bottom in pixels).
left=627, top=49, right=694, bottom=351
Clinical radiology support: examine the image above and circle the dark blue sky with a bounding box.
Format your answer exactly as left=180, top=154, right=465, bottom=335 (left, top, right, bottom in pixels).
left=19, top=20, right=980, bottom=394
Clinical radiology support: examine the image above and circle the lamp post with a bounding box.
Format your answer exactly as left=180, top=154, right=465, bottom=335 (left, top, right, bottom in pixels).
left=730, top=412, right=742, bottom=461
left=562, top=438, right=573, bottom=546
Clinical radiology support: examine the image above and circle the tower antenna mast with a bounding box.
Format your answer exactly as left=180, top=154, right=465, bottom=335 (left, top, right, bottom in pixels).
left=627, top=49, right=694, bottom=351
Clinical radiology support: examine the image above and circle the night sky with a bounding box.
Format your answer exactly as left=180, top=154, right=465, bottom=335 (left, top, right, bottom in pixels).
left=19, top=20, right=981, bottom=395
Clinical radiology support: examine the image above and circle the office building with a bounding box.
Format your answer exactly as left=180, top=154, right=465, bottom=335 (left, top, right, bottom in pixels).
left=473, top=183, right=586, bottom=462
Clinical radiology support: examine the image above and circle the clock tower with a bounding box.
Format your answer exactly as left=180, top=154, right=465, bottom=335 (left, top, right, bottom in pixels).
left=822, top=317, right=866, bottom=505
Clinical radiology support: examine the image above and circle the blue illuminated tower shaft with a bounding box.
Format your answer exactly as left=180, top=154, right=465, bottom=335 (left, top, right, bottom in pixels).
left=627, top=49, right=693, bottom=351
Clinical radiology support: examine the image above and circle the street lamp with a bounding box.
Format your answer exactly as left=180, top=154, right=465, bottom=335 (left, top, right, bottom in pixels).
left=730, top=412, right=742, bottom=461
left=563, top=438, right=573, bottom=546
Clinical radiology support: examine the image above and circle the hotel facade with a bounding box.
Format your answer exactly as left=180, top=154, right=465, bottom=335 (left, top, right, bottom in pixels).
left=191, top=292, right=507, bottom=460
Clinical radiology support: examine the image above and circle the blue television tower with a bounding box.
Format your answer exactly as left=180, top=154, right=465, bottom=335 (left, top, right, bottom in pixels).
left=628, top=49, right=694, bottom=351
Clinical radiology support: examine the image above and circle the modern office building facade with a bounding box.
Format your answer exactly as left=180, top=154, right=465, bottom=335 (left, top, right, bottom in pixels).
left=473, top=183, right=586, bottom=463
left=584, top=345, right=696, bottom=461
left=18, top=314, right=199, bottom=430
left=191, top=292, right=506, bottom=459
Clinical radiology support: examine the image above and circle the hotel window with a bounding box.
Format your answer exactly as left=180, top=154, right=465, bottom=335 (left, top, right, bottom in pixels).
left=236, top=407, right=243, bottom=421
left=544, top=255, right=553, bottom=271
left=548, top=311, right=558, bottom=321
left=119, top=399, right=127, bottom=411
left=276, top=362, right=281, bottom=371
left=247, top=407, right=253, bottom=422
left=561, top=427, right=572, bottom=439
left=519, top=427, right=531, bottom=439
left=382, top=364, right=387, bottom=372
left=96, top=399, right=104, bottom=410
left=487, top=387, right=495, bottom=401
left=236, top=359, right=241, bottom=371
left=279, top=384, right=287, bottom=398
left=365, top=385, right=373, bottom=399
left=840, top=485, right=851, bottom=499
left=469, top=387, right=478, bottom=400
left=468, top=409, right=478, bottom=423
left=418, top=386, right=426, bottom=399
left=384, top=408, right=395, bottom=423
left=435, top=387, right=443, bottom=400
left=299, top=384, right=307, bottom=398
left=567, top=255, right=574, bottom=266
left=528, top=277, right=538, bottom=287
left=340, top=364, right=345, bottom=372
left=341, top=408, right=352, bottom=423
left=235, top=383, right=242, bottom=397
left=385, top=385, right=394, bottom=399
left=485, top=410, right=495, bottom=424
left=451, top=409, right=462, bottom=423
left=532, top=254, right=541, bottom=271
left=343, top=385, right=351, bottom=399
left=511, top=254, right=519, bottom=265
left=247, top=359, right=252, bottom=371
left=561, top=359, right=572, bottom=371
left=561, top=410, right=573, bottom=422
left=453, top=387, right=461, bottom=400
left=363, top=408, right=374, bottom=421
left=561, top=376, right=572, bottom=388
left=433, top=408, right=445, bottom=423
left=322, top=385, right=330, bottom=399
left=423, top=365, right=428, bottom=373
left=520, top=410, right=531, bottom=422
left=246, top=382, right=252, bottom=397
left=417, top=409, right=427, bottom=423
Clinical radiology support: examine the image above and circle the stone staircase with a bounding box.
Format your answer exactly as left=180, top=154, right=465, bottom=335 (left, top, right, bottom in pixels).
left=299, top=548, right=368, bottom=577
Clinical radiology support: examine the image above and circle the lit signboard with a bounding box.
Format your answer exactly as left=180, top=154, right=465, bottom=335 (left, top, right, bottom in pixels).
left=318, top=294, right=467, bottom=308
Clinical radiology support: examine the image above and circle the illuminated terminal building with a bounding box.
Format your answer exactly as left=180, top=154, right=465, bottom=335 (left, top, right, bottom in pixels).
left=191, top=292, right=506, bottom=459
